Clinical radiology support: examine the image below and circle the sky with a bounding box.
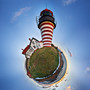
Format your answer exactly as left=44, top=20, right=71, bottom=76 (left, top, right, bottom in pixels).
left=0, top=0, right=90, bottom=90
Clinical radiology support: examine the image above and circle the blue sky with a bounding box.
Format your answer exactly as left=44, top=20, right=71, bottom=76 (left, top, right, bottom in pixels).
left=0, top=0, right=90, bottom=90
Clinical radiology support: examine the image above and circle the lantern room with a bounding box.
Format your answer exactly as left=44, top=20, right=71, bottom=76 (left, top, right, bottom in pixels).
left=40, top=9, right=53, bottom=16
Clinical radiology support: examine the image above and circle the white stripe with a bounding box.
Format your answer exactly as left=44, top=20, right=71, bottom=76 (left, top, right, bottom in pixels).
left=43, top=39, right=52, bottom=42
left=42, top=35, right=52, bottom=38
left=41, top=30, right=53, bottom=33
left=40, top=24, right=54, bottom=30
left=43, top=42, right=52, bottom=44
left=43, top=39, right=52, bottom=41
left=41, top=28, right=53, bottom=32
left=41, top=32, right=53, bottom=36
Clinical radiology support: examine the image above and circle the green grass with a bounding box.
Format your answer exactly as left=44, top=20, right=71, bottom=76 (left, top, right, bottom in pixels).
left=29, top=46, right=59, bottom=78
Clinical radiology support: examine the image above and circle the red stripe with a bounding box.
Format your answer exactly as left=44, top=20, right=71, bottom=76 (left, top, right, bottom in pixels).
left=43, top=43, right=51, bottom=45
left=42, top=37, right=52, bottom=40
left=41, top=30, right=53, bottom=34
left=40, top=22, right=54, bottom=28
left=41, top=27, right=53, bottom=30
left=42, top=34, right=53, bottom=37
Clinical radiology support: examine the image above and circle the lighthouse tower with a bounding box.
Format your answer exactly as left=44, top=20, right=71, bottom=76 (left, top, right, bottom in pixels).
left=38, top=9, right=56, bottom=47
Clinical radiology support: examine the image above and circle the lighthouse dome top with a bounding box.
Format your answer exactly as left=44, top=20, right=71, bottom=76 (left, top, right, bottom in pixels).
left=40, top=8, right=53, bottom=16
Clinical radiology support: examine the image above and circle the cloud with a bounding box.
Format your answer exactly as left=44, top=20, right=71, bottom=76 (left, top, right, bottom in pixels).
left=11, top=7, right=31, bottom=23
left=86, top=67, right=90, bottom=72
left=85, top=67, right=90, bottom=79
left=63, top=0, right=76, bottom=6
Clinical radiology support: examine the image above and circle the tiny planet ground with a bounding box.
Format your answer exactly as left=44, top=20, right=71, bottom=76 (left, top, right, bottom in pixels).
left=29, top=46, right=59, bottom=78
left=24, top=43, right=67, bottom=88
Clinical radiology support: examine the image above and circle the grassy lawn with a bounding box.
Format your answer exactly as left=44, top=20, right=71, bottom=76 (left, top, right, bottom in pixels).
left=29, top=46, right=59, bottom=78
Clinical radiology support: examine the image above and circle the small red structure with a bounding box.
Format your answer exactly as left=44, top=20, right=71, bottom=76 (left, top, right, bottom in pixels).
left=29, top=38, right=31, bottom=41
left=27, top=71, right=32, bottom=78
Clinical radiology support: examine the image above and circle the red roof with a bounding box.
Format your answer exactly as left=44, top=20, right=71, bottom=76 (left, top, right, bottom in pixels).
left=39, top=40, right=42, bottom=42
left=22, top=45, right=30, bottom=54
left=40, top=9, right=53, bottom=16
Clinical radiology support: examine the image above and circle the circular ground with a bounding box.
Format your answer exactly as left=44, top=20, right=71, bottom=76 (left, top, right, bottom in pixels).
left=28, top=46, right=59, bottom=78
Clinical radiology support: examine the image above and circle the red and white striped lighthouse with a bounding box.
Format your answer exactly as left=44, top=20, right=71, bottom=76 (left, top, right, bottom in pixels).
left=38, top=9, right=56, bottom=47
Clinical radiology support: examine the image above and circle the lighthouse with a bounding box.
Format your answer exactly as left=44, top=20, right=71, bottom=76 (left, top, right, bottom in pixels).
left=22, top=8, right=67, bottom=86
left=37, top=9, right=56, bottom=47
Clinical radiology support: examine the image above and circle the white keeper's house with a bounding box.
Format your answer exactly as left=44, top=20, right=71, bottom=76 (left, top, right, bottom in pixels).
left=22, top=38, right=43, bottom=58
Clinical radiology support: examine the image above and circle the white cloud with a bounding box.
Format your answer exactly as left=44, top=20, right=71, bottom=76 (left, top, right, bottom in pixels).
left=86, top=67, right=90, bottom=72
left=11, top=7, right=31, bottom=23
left=85, top=67, right=90, bottom=79
left=63, top=0, right=76, bottom=6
